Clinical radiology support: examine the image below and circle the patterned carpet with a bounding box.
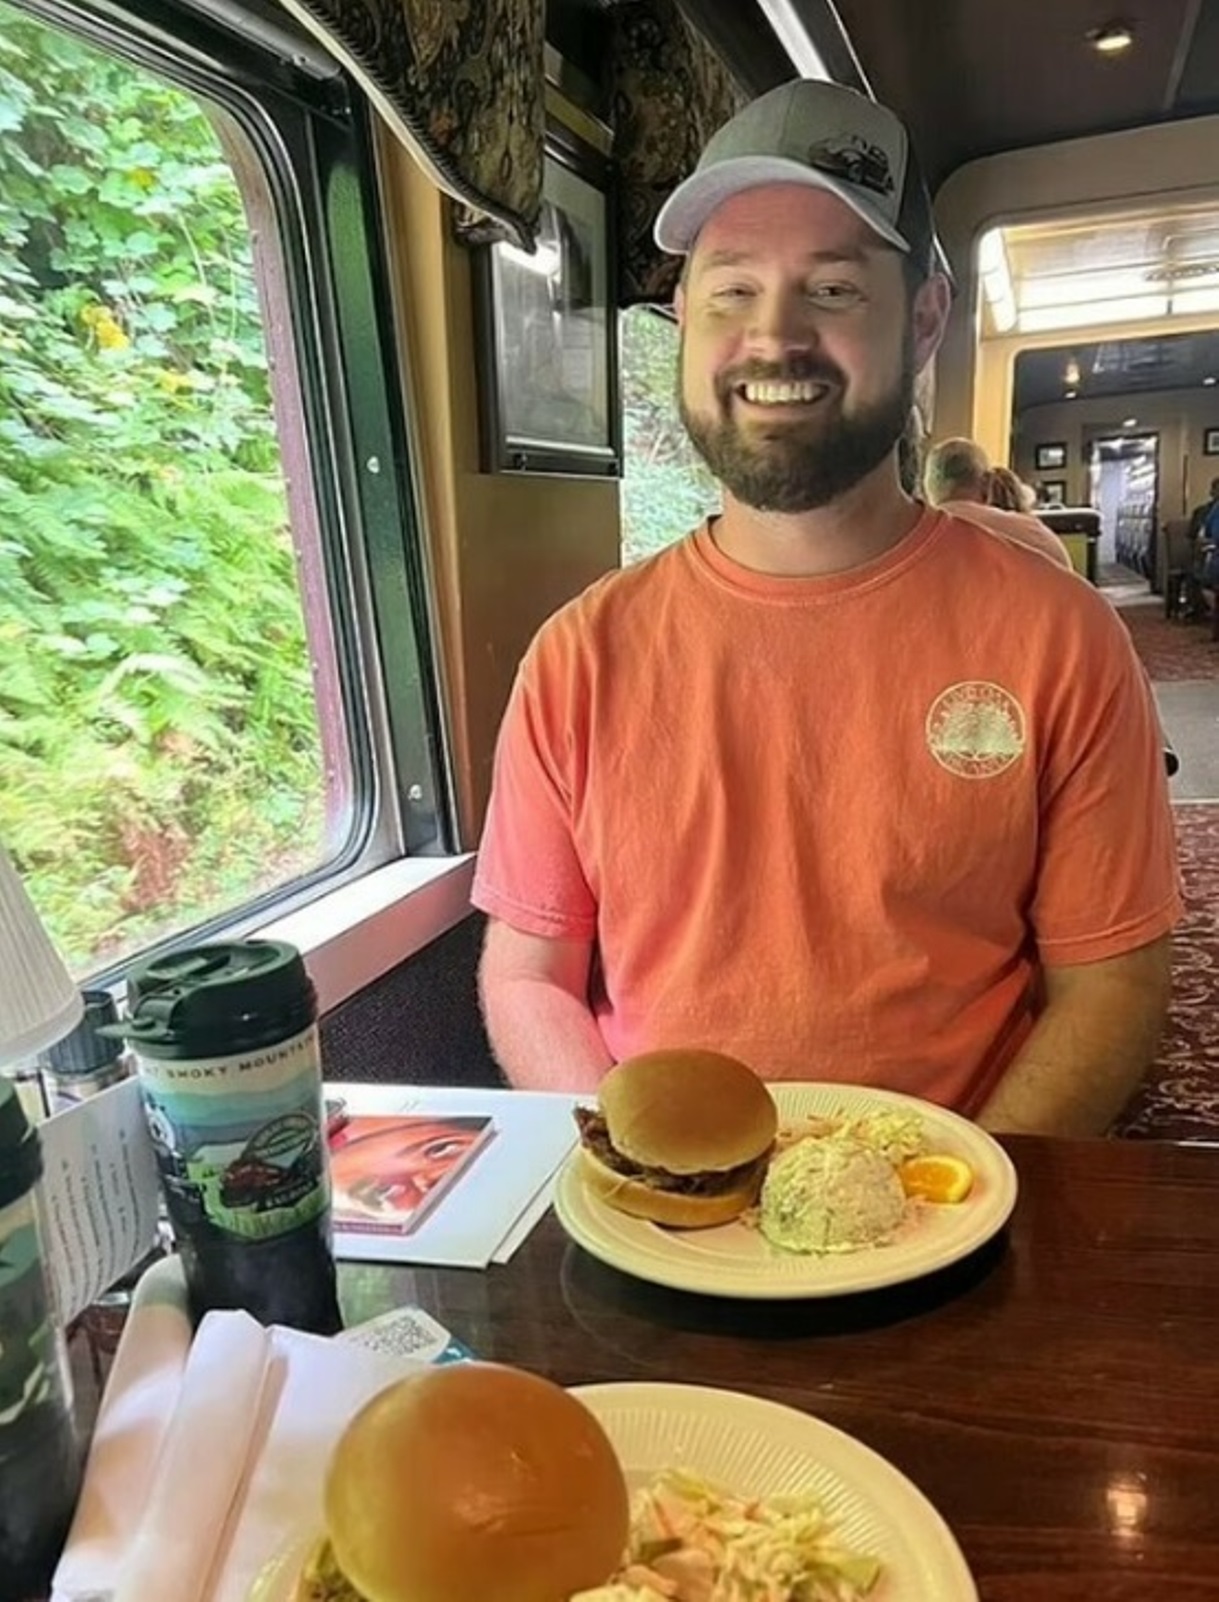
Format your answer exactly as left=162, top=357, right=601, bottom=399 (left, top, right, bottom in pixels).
left=1113, top=802, right=1219, bottom=1140
left=1109, top=593, right=1219, bottom=1140
left=1115, top=600, right=1219, bottom=682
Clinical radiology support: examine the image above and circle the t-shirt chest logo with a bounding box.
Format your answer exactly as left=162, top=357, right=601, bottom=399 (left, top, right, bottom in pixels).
left=925, top=681, right=1027, bottom=778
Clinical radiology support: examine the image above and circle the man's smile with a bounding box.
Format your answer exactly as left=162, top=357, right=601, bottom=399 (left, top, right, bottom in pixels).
left=733, top=378, right=826, bottom=406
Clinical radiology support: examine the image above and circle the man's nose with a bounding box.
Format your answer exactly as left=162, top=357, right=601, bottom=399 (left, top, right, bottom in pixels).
left=744, top=285, right=819, bottom=359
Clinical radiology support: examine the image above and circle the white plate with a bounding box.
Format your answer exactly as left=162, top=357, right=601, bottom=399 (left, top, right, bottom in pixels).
left=554, top=1082, right=1018, bottom=1299
left=249, top=1381, right=976, bottom=1601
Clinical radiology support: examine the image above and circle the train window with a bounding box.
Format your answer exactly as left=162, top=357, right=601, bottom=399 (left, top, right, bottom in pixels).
left=0, top=0, right=444, bottom=977
left=619, top=304, right=718, bottom=564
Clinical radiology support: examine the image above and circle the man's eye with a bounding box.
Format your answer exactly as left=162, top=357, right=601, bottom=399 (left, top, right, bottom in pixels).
left=810, top=283, right=862, bottom=303
left=710, top=284, right=755, bottom=302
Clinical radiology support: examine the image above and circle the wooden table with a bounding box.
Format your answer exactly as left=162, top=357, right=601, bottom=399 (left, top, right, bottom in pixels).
left=336, top=1134, right=1219, bottom=1601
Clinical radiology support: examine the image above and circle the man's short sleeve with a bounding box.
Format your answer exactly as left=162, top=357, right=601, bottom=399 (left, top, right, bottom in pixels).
left=471, top=647, right=598, bottom=941
left=1031, top=629, right=1182, bottom=966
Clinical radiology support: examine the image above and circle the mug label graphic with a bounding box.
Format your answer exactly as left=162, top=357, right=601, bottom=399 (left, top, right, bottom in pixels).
left=926, top=682, right=1026, bottom=778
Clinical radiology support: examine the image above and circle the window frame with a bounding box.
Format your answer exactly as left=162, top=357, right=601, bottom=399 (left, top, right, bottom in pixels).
left=3, top=0, right=456, bottom=986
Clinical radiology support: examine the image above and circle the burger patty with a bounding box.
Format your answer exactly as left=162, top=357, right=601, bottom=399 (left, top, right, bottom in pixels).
left=298, top=1540, right=366, bottom=1602
left=575, top=1108, right=765, bottom=1194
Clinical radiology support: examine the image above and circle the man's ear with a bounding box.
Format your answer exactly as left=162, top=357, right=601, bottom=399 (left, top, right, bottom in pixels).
left=912, top=272, right=951, bottom=373
left=673, top=281, right=687, bottom=326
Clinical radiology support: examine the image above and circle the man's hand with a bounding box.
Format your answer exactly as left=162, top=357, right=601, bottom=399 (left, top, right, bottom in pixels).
left=978, top=934, right=1173, bottom=1136
left=478, top=919, right=613, bottom=1091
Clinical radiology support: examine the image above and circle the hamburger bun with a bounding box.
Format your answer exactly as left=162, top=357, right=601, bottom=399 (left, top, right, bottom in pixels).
left=578, top=1145, right=768, bottom=1229
left=600, top=1049, right=778, bottom=1173
left=287, top=1535, right=362, bottom=1600
left=321, top=1362, right=628, bottom=1602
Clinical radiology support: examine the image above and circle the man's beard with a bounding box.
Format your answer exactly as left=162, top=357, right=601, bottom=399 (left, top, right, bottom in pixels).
left=679, top=338, right=914, bottom=514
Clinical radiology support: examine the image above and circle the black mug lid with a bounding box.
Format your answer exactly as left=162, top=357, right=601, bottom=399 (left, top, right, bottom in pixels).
left=113, top=941, right=315, bottom=1056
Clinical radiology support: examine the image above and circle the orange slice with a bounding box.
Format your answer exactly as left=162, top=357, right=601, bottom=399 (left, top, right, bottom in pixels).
left=899, top=1153, right=974, bottom=1204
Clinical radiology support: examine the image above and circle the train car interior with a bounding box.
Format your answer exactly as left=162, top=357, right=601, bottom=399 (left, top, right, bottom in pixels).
left=9, top=5, right=1219, bottom=1598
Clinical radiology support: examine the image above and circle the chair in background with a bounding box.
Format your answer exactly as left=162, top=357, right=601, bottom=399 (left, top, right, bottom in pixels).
left=1161, top=517, right=1200, bottom=620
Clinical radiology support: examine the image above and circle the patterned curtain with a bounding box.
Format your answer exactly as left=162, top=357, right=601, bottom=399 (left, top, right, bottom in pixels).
left=611, top=0, right=748, bottom=307
left=276, top=0, right=546, bottom=250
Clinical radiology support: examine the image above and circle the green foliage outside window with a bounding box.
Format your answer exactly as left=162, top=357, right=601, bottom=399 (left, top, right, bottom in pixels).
left=619, top=306, right=718, bottom=565
left=0, top=6, right=326, bottom=971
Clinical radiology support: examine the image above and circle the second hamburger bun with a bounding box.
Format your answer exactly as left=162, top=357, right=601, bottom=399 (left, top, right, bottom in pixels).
left=600, top=1049, right=778, bottom=1173
left=323, top=1362, right=628, bottom=1602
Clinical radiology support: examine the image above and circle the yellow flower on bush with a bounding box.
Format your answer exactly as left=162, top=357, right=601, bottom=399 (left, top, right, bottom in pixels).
left=94, top=313, right=129, bottom=351
left=80, top=303, right=129, bottom=351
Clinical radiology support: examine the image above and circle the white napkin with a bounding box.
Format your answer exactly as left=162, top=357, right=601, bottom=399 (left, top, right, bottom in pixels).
left=52, top=1256, right=193, bottom=1602
left=113, top=1309, right=272, bottom=1602
left=54, top=1257, right=427, bottom=1602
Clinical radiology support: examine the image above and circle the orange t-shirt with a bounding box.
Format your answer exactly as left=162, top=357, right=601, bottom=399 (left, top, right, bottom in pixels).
left=472, top=510, right=1181, bottom=1113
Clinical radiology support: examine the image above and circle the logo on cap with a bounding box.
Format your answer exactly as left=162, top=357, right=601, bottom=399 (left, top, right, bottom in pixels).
left=805, top=136, right=895, bottom=198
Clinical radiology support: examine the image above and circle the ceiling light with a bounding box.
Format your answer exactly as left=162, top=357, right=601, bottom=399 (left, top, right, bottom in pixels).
left=1089, top=22, right=1134, bottom=54
left=1206, top=377, right=1218, bottom=387
left=1065, top=389, right=1078, bottom=399
left=978, top=228, right=1017, bottom=333
left=1064, top=358, right=1081, bottom=386
left=1021, top=269, right=1152, bottom=310
left=1018, top=295, right=1167, bottom=334
left=1170, top=287, right=1219, bottom=316
left=1123, top=417, right=1138, bottom=427
left=754, top=0, right=830, bottom=78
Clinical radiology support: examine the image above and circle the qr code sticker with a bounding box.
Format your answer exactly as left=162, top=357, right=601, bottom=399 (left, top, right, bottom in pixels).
left=340, top=1305, right=471, bottom=1364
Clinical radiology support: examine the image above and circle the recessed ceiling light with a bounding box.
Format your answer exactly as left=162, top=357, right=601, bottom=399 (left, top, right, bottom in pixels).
left=1123, top=417, right=1138, bottom=427
left=1065, top=389, right=1078, bottom=399
left=1089, top=22, right=1134, bottom=53
left=1206, top=376, right=1217, bottom=386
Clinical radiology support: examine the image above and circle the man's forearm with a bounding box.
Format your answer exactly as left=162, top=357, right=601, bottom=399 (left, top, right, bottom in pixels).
left=978, top=939, right=1172, bottom=1136
left=481, top=976, right=614, bottom=1091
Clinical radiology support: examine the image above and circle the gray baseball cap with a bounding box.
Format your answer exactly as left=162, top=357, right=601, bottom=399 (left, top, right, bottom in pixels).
left=654, top=80, right=935, bottom=267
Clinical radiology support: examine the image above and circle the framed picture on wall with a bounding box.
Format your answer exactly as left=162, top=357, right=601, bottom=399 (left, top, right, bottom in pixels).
left=1040, top=480, right=1067, bottom=504
left=1034, top=442, right=1067, bottom=471
left=1205, top=428, right=1219, bottom=456
left=473, top=128, right=619, bottom=477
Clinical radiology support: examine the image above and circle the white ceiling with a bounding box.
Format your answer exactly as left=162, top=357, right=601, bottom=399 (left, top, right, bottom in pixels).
left=980, top=202, right=1219, bottom=336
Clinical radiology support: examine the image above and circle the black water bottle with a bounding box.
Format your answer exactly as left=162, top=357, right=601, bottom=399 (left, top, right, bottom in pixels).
left=115, top=941, right=342, bottom=1334
left=0, top=1080, right=82, bottom=1600
left=37, top=988, right=131, bottom=1113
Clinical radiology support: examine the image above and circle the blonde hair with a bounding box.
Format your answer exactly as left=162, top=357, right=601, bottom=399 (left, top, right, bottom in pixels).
left=986, top=466, right=1034, bottom=512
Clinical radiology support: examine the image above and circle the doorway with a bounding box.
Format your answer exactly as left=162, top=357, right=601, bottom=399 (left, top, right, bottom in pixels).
left=1087, top=433, right=1159, bottom=579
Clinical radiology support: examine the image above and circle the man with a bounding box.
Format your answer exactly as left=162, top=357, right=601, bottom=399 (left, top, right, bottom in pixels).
left=473, top=80, right=1179, bottom=1135
left=1187, top=476, right=1219, bottom=543
left=1187, top=476, right=1219, bottom=615
left=924, top=437, right=1074, bottom=570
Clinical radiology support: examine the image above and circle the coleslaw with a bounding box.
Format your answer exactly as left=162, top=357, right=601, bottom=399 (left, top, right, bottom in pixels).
left=570, top=1467, right=882, bottom=1602
left=775, top=1110, right=927, bottom=1167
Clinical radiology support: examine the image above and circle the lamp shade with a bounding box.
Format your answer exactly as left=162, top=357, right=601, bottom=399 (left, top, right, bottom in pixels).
left=0, top=840, right=83, bottom=1065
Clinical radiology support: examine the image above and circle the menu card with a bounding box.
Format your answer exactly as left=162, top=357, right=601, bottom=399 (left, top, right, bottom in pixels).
left=38, top=1078, right=161, bottom=1324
